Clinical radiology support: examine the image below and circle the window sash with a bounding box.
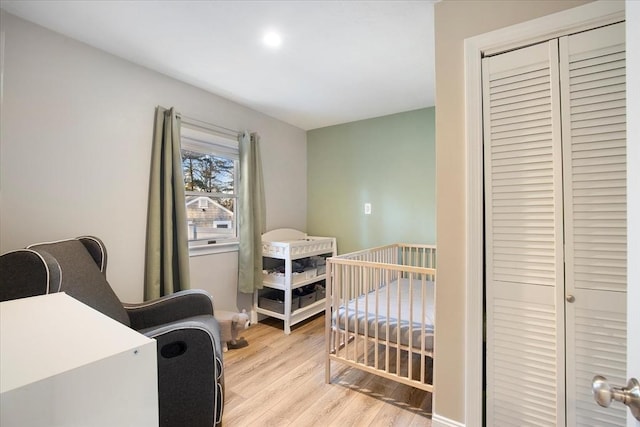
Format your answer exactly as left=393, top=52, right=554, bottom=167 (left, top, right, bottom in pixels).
left=181, top=123, right=239, bottom=247
left=181, top=124, right=239, bottom=161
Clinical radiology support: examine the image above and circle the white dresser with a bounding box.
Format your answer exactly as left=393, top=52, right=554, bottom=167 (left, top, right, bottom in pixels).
left=0, top=293, right=158, bottom=426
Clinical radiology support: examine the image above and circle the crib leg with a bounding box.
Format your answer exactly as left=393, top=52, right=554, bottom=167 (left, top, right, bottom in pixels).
left=326, top=325, right=335, bottom=384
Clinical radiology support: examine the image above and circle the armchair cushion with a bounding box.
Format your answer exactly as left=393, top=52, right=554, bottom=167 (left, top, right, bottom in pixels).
left=28, top=239, right=130, bottom=326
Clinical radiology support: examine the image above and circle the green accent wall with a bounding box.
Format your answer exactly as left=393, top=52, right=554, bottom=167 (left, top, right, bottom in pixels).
left=307, top=107, right=435, bottom=254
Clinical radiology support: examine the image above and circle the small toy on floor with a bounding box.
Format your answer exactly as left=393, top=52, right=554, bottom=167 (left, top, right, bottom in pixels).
left=215, top=309, right=250, bottom=352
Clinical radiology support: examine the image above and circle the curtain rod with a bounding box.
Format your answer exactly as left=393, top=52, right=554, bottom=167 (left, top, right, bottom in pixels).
left=177, top=114, right=240, bottom=138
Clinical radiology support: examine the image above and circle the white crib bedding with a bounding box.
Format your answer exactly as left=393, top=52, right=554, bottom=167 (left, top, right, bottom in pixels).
left=333, top=278, right=435, bottom=351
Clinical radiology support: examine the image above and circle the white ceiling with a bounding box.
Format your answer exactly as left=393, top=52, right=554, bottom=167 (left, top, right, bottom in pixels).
left=1, top=0, right=436, bottom=130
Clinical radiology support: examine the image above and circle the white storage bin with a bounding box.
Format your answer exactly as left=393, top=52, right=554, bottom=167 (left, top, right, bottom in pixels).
left=262, top=267, right=318, bottom=285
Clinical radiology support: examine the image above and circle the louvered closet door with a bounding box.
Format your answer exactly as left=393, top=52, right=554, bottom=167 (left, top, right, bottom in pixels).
left=483, top=40, right=566, bottom=426
left=561, top=22, right=627, bottom=426
left=484, top=23, right=627, bottom=427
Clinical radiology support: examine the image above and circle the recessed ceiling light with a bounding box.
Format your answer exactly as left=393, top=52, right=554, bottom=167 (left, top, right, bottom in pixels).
left=262, top=31, right=282, bottom=48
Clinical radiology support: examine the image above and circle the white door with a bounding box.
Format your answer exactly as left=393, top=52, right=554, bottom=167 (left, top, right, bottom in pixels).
left=625, top=3, right=639, bottom=426
left=560, top=23, right=627, bottom=425
left=483, top=38, right=566, bottom=426
left=483, top=22, right=627, bottom=426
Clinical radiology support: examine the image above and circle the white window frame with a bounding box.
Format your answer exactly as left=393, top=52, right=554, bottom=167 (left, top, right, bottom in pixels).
left=180, top=123, right=239, bottom=255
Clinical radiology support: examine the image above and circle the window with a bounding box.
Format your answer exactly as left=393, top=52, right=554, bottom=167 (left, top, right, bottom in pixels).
left=181, top=124, right=239, bottom=249
left=198, top=198, right=209, bottom=209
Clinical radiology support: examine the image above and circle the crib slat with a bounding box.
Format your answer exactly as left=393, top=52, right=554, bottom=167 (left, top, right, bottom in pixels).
left=396, top=268, right=402, bottom=378
left=408, top=274, right=414, bottom=381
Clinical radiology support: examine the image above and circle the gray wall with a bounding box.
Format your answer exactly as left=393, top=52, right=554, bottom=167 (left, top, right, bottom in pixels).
left=0, top=11, right=307, bottom=310
left=307, top=108, right=435, bottom=254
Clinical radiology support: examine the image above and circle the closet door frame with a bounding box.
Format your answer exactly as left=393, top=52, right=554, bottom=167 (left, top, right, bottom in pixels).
left=462, top=2, right=625, bottom=426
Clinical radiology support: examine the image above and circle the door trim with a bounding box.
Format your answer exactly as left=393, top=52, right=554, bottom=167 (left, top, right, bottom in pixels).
left=463, top=2, right=625, bottom=426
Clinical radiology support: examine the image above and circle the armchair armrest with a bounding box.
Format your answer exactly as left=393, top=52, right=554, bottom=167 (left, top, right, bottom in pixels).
left=124, top=289, right=215, bottom=331
left=138, top=315, right=224, bottom=427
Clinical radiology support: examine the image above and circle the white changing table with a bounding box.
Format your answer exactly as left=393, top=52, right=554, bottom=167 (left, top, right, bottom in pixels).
left=254, top=228, right=336, bottom=334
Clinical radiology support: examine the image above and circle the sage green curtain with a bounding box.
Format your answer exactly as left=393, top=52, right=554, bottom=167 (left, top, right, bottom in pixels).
left=238, top=132, right=266, bottom=293
left=144, top=106, right=191, bottom=300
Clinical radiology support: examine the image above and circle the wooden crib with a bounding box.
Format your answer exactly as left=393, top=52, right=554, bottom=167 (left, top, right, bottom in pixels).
left=325, top=243, right=436, bottom=393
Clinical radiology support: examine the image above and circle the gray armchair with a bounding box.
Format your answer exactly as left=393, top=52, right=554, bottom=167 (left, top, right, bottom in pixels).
left=5, top=236, right=224, bottom=426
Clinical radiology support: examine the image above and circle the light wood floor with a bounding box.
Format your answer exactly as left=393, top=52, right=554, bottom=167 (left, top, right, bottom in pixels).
left=222, top=314, right=432, bottom=426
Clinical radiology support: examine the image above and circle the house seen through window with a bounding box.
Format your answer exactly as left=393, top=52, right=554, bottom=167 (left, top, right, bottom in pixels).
left=181, top=124, right=238, bottom=247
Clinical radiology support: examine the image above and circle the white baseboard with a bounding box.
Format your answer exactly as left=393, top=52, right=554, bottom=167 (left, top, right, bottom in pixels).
left=432, top=413, right=465, bottom=427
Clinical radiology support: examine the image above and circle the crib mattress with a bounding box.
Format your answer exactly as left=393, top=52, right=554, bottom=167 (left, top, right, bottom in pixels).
left=333, top=278, right=434, bottom=351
